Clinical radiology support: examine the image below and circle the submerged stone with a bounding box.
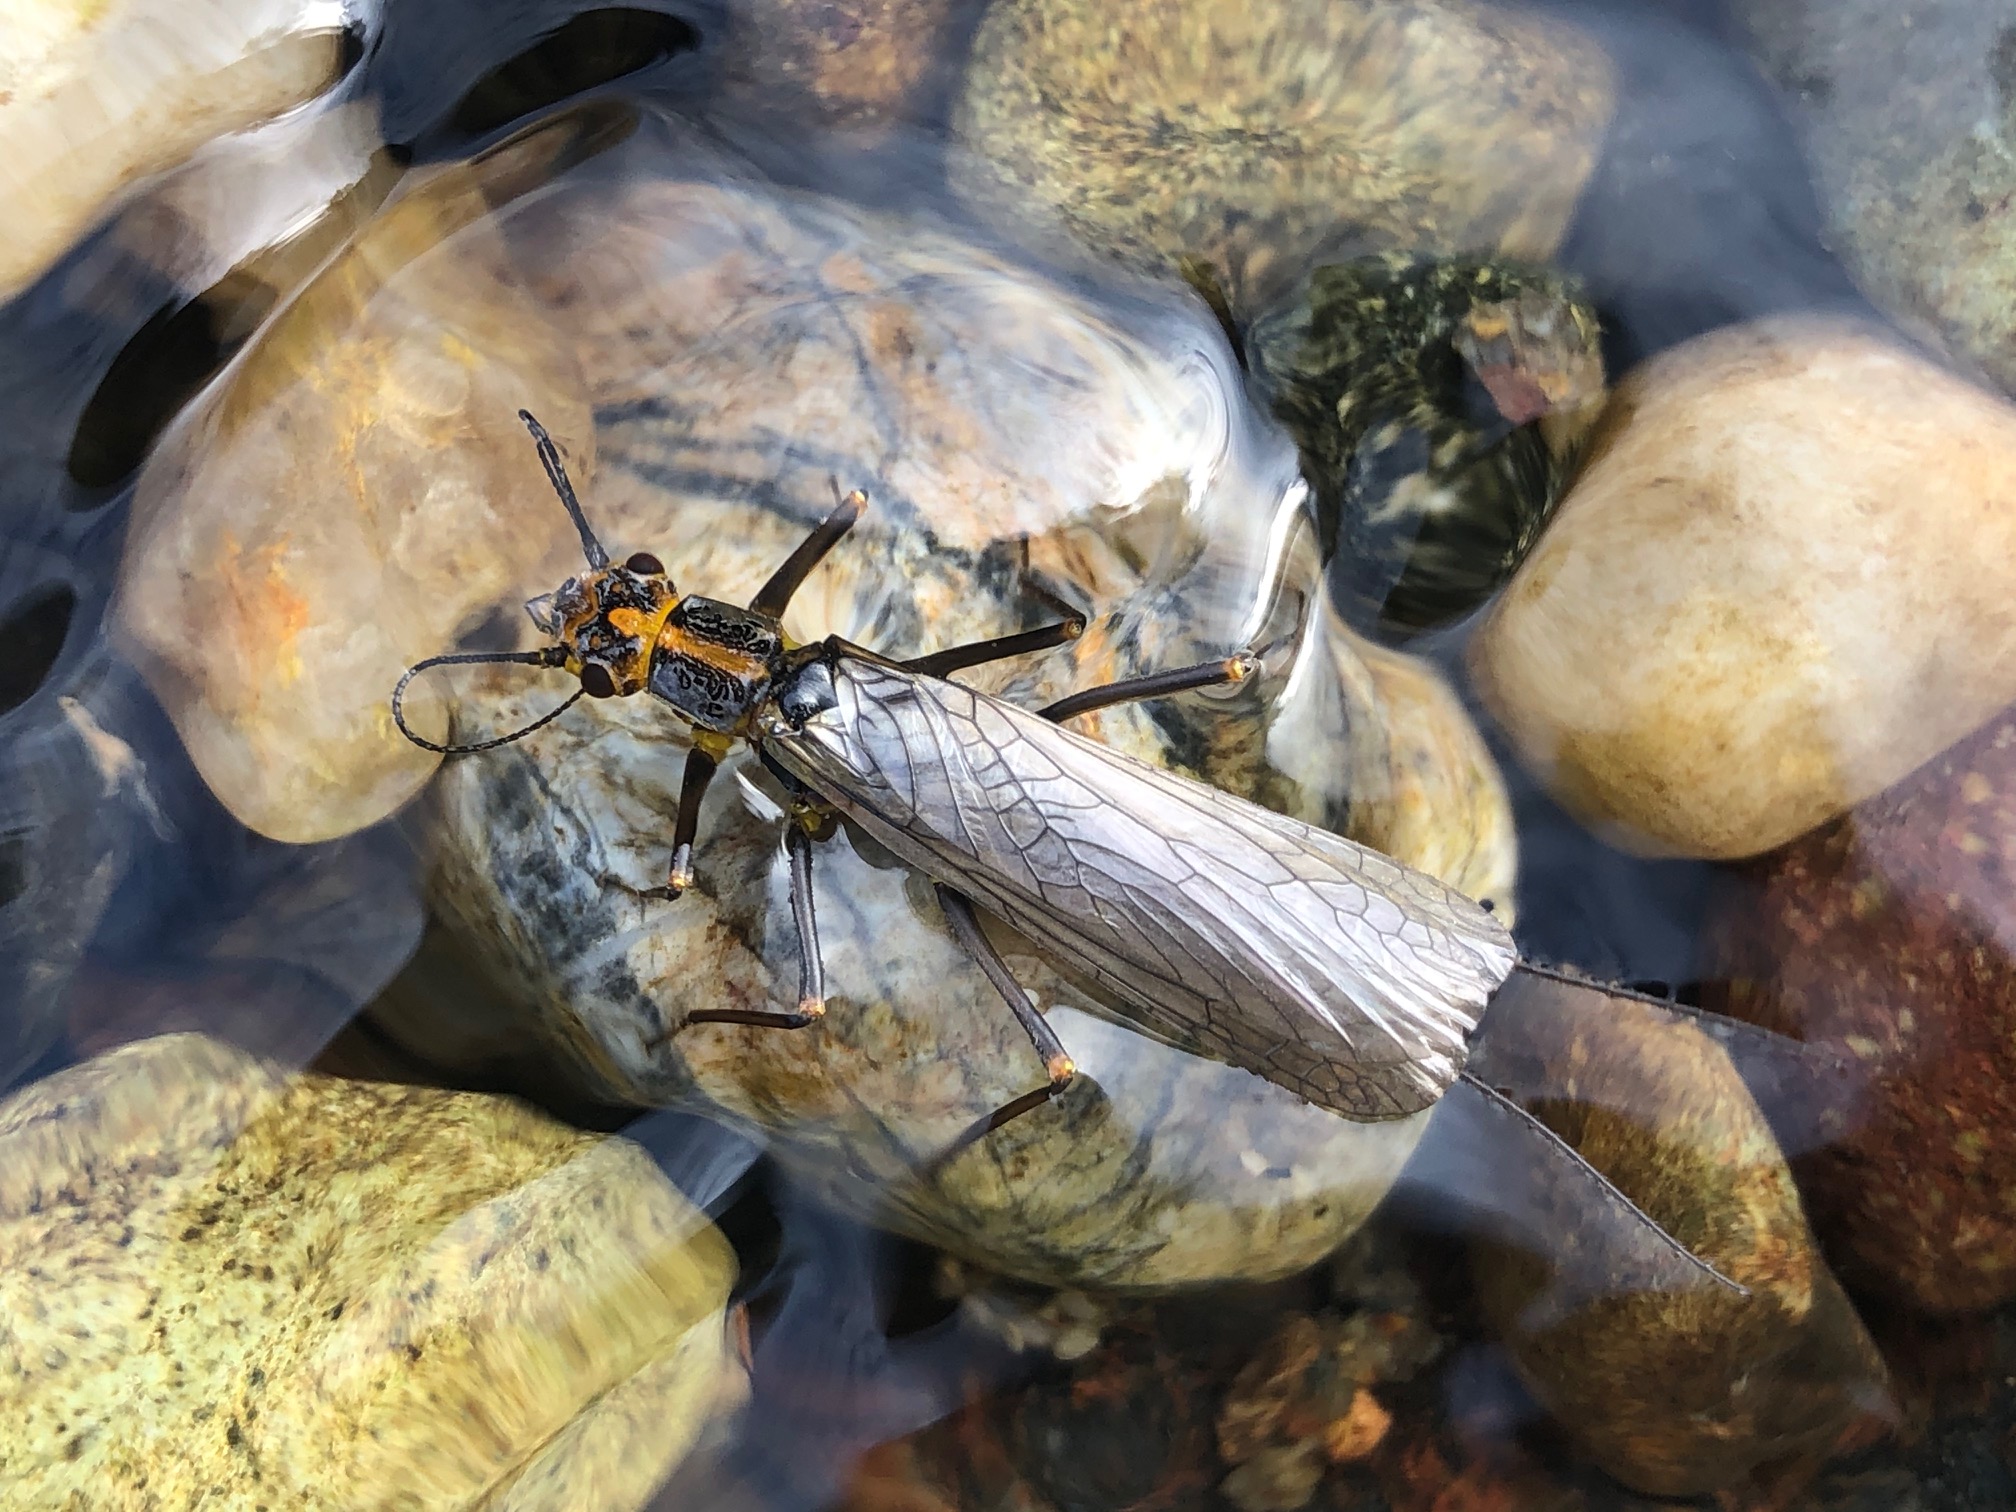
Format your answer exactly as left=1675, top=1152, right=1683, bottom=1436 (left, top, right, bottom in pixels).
left=1707, top=703, right=2016, bottom=1314
left=951, top=0, right=1615, bottom=316
left=1243, top=253, right=1605, bottom=636
left=1465, top=973, right=1890, bottom=1499
left=1471, top=314, right=2016, bottom=860
left=1734, top=0, right=2016, bottom=400
left=0, top=0, right=353, bottom=299
left=0, top=1033, right=741, bottom=1509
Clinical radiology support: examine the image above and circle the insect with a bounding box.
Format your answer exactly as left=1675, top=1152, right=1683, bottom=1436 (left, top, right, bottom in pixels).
left=393, top=411, right=1745, bottom=1292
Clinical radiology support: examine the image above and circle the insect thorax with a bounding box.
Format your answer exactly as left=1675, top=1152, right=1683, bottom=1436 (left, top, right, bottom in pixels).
left=646, top=595, right=785, bottom=733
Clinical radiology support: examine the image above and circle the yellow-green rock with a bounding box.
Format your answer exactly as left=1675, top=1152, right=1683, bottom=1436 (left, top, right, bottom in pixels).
left=952, top=0, right=1615, bottom=313
left=0, top=1033, right=740, bottom=1510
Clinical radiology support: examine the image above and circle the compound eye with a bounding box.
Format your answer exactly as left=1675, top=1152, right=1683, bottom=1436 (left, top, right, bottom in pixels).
left=625, top=552, right=665, bottom=576
left=580, top=662, right=618, bottom=699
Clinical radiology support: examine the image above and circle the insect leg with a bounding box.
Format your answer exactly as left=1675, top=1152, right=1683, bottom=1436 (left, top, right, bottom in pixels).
left=678, top=824, right=828, bottom=1031
left=747, top=484, right=869, bottom=620
left=784, top=821, right=825, bottom=1015
left=1037, top=653, right=1258, bottom=724
left=936, top=886, right=1074, bottom=1082
left=904, top=618, right=1085, bottom=679
left=923, top=885, right=1077, bottom=1165
left=646, top=746, right=719, bottom=900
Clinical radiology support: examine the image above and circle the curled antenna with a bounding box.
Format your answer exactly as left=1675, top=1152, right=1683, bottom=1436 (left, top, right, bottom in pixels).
left=392, top=646, right=577, bottom=754
left=519, top=409, right=609, bottom=569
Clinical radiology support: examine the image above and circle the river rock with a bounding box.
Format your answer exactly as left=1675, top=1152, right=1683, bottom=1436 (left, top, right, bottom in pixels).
left=97, top=97, right=400, bottom=318
left=1464, top=972, right=1890, bottom=1498
left=1243, top=252, right=1606, bottom=635
left=950, top=0, right=1615, bottom=315
left=1470, top=314, right=2016, bottom=860
left=1704, top=704, right=2016, bottom=1314
left=720, top=0, right=971, bottom=132
left=0, top=1032, right=741, bottom=1509
left=1733, top=0, right=2016, bottom=399
left=0, top=0, right=354, bottom=300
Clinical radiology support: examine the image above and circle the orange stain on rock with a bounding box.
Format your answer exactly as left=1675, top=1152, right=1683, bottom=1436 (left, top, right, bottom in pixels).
left=217, top=530, right=314, bottom=701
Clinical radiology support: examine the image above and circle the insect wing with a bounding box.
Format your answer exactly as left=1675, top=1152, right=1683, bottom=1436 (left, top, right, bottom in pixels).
left=761, top=656, right=1516, bottom=1120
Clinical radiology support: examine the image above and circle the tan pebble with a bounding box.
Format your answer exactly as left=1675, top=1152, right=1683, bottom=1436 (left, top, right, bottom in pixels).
left=0, top=0, right=349, bottom=298
left=1473, top=315, right=2016, bottom=859
left=1322, top=1389, right=1392, bottom=1463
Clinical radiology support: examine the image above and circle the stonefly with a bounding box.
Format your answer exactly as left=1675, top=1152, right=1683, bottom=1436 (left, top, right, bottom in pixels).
left=394, top=410, right=1748, bottom=1293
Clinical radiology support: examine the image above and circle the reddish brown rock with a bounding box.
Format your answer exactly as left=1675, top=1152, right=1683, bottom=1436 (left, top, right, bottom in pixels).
left=1706, top=704, right=2016, bottom=1314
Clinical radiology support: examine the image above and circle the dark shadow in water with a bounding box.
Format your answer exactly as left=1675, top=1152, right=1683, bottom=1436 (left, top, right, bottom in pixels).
left=66, top=289, right=277, bottom=490
left=371, top=0, right=718, bottom=158
left=1545, top=0, right=1872, bottom=365
left=651, top=1173, right=1014, bottom=1512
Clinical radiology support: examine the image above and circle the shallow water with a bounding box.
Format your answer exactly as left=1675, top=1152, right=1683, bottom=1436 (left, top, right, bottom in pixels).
left=2, top=0, right=2012, bottom=1507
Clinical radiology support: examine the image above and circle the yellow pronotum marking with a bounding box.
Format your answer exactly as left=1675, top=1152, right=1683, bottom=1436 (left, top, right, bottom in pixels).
left=653, top=620, right=771, bottom=682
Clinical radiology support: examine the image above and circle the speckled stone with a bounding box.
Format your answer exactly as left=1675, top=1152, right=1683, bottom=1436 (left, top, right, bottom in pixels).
left=1733, top=0, right=2016, bottom=398
left=1466, top=972, right=1890, bottom=1498
left=1244, top=254, right=1606, bottom=635
left=720, top=0, right=973, bottom=131
left=125, top=103, right=1521, bottom=1291
left=0, top=1033, right=740, bottom=1509
left=950, top=0, right=1615, bottom=314
left=1705, top=704, right=2016, bottom=1314
left=0, top=0, right=350, bottom=298
left=1470, top=314, right=2016, bottom=860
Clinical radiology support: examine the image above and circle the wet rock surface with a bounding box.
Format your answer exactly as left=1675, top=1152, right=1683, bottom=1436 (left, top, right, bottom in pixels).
left=721, top=0, right=977, bottom=133
left=950, top=0, right=1614, bottom=315
left=115, top=109, right=619, bottom=844
left=1706, top=703, right=2016, bottom=1315
left=0, top=1032, right=741, bottom=1509
left=1470, top=314, right=2016, bottom=860
left=1732, top=0, right=2016, bottom=399
left=1242, top=253, right=1605, bottom=636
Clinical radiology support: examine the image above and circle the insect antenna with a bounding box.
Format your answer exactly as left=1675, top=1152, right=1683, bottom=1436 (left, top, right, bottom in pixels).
left=518, top=409, right=610, bottom=570
left=392, top=645, right=580, bottom=755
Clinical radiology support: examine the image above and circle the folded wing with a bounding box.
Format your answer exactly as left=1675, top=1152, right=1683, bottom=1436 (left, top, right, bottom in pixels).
left=762, top=655, right=1517, bottom=1120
